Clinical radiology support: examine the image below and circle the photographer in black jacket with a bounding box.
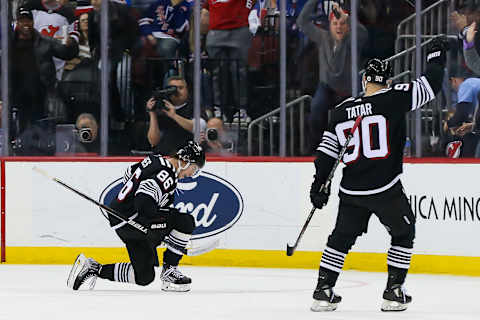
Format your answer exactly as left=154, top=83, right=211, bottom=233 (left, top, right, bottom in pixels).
left=147, top=76, right=206, bottom=155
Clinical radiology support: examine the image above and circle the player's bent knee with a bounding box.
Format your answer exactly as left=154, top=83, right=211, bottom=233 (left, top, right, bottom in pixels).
left=391, top=224, right=415, bottom=248
left=173, top=214, right=195, bottom=234
left=135, top=271, right=155, bottom=286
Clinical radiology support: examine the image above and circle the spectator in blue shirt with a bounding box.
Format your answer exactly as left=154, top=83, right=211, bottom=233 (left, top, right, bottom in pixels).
left=138, top=0, right=193, bottom=59
left=444, top=64, right=480, bottom=157
left=446, top=65, right=480, bottom=130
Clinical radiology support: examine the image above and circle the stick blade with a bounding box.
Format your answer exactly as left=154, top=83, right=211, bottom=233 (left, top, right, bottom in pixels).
left=186, top=239, right=220, bottom=256
left=286, top=244, right=295, bottom=256
left=32, top=166, right=53, bottom=180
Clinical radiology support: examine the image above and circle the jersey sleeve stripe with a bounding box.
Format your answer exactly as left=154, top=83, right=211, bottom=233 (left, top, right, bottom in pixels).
left=420, top=80, right=429, bottom=106
left=317, top=130, right=340, bottom=158
left=421, top=76, right=435, bottom=100
left=159, top=157, right=166, bottom=167
left=322, top=140, right=339, bottom=152
left=318, top=142, right=339, bottom=155
left=136, top=179, right=163, bottom=203
left=138, top=185, right=159, bottom=202
left=122, top=165, right=133, bottom=184
left=318, top=146, right=339, bottom=159
left=323, top=131, right=338, bottom=141
left=164, top=158, right=173, bottom=169
left=322, top=137, right=339, bottom=148
left=411, top=76, right=435, bottom=111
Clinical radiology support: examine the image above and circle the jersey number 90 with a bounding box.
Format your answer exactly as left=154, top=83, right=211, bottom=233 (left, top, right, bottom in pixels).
left=335, top=115, right=390, bottom=164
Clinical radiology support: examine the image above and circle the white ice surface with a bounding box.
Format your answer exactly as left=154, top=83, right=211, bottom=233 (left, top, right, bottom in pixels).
left=0, top=265, right=478, bottom=320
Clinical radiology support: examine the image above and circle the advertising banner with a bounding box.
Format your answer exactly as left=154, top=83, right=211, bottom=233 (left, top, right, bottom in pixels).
left=2, top=159, right=480, bottom=273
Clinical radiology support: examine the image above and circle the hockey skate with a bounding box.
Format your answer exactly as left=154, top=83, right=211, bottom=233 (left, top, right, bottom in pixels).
left=161, top=264, right=191, bottom=292
left=311, top=284, right=342, bottom=312
left=67, top=253, right=102, bottom=290
left=381, top=284, right=412, bottom=312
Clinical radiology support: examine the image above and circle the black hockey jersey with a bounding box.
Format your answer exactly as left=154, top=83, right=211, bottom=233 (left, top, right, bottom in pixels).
left=316, top=67, right=442, bottom=195
left=110, top=154, right=178, bottom=226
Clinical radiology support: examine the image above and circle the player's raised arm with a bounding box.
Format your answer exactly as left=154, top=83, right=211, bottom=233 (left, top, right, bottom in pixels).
left=387, top=36, right=448, bottom=113
left=424, top=36, right=450, bottom=94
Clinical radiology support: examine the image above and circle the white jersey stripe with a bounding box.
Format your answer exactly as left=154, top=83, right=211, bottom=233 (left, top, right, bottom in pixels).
left=322, top=140, right=339, bottom=152
left=323, top=131, right=338, bottom=141
left=318, top=147, right=339, bottom=159
left=339, top=174, right=401, bottom=195
left=159, top=157, right=166, bottom=167
left=411, top=76, right=435, bottom=111
left=136, top=179, right=162, bottom=202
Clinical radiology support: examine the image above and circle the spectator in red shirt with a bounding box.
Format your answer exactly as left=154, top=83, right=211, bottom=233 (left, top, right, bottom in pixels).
left=201, top=0, right=256, bottom=124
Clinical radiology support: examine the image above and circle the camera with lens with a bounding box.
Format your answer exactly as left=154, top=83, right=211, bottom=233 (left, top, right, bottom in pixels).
left=75, top=113, right=98, bottom=144
left=77, top=127, right=93, bottom=143
left=151, top=85, right=178, bottom=111
left=206, top=128, right=219, bottom=142
left=205, top=127, right=234, bottom=152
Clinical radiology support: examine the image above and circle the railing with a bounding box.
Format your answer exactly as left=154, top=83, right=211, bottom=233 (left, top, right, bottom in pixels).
left=392, top=0, right=456, bottom=155
left=247, top=95, right=311, bottom=156
left=395, top=0, right=451, bottom=55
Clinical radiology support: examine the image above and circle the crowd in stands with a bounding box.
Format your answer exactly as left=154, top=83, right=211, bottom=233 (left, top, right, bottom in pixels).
left=443, top=0, right=480, bottom=158
left=0, top=0, right=479, bottom=157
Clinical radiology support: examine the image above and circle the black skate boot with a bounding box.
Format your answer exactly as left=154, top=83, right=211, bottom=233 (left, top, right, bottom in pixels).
left=161, top=264, right=192, bottom=292
left=311, top=270, right=342, bottom=312
left=381, top=284, right=412, bottom=312
left=67, top=253, right=102, bottom=290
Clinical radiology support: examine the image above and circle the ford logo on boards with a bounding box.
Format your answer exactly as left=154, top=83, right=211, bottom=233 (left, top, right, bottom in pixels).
left=99, top=171, right=244, bottom=239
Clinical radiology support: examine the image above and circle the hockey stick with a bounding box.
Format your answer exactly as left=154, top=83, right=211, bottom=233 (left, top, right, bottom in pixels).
left=32, top=166, right=219, bottom=256
left=286, top=115, right=362, bottom=256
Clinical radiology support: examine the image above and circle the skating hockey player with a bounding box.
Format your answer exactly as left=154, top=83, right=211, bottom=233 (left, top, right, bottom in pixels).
left=309, top=36, right=449, bottom=312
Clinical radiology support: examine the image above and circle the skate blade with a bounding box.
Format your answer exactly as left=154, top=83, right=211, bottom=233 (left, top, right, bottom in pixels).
left=311, top=300, right=338, bottom=312
left=67, top=253, right=86, bottom=290
left=161, top=281, right=191, bottom=292
left=381, top=300, right=408, bottom=312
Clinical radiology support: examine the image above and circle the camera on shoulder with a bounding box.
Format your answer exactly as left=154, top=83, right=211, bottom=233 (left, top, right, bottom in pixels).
left=150, top=85, right=178, bottom=111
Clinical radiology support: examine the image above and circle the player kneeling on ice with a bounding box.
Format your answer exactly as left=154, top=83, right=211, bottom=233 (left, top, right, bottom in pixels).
left=308, top=36, right=449, bottom=312
left=67, top=141, right=205, bottom=292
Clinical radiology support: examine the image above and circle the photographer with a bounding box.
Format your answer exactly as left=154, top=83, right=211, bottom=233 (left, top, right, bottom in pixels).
left=75, top=113, right=99, bottom=153
left=147, top=76, right=206, bottom=155
left=200, top=117, right=234, bottom=156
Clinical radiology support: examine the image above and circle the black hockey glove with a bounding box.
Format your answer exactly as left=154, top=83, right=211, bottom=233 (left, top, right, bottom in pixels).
left=426, top=36, right=450, bottom=66
left=310, top=178, right=331, bottom=210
